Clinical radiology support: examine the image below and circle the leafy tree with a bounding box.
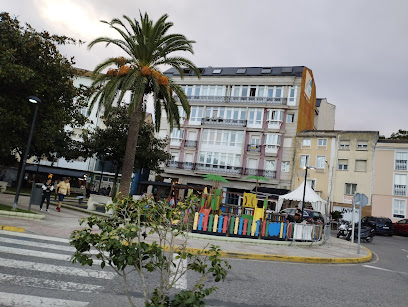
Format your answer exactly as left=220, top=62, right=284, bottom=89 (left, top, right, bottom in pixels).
left=70, top=195, right=231, bottom=306
left=88, top=13, right=200, bottom=198
left=82, top=105, right=171, bottom=196
left=389, top=129, right=408, bottom=140
left=0, top=12, right=87, bottom=172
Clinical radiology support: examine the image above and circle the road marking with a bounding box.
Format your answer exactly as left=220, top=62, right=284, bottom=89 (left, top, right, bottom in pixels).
left=402, top=249, right=408, bottom=253
left=362, top=265, right=407, bottom=275
left=0, top=246, right=102, bottom=265
left=0, top=257, right=115, bottom=279
left=171, top=253, right=187, bottom=289
left=0, top=230, right=70, bottom=243
left=0, top=236, right=75, bottom=252
left=0, top=273, right=104, bottom=292
left=0, top=292, right=89, bottom=307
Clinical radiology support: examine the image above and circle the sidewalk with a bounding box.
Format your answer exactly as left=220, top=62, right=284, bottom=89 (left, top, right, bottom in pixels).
left=0, top=193, right=372, bottom=263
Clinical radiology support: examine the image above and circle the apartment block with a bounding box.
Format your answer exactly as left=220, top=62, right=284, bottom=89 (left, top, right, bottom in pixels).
left=372, top=140, right=408, bottom=221
left=156, top=66, right=321, bottom=195
left=293, top=131, right=378, bottom=217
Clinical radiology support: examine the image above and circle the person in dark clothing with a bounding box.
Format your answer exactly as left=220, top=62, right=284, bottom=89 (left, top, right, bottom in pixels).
left=106, top=185, right=111, bottom=196
left=40, top=179, right=54, bottom=212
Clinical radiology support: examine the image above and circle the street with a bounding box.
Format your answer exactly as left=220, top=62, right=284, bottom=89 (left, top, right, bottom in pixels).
left=0, top=229, right=406, bottom=306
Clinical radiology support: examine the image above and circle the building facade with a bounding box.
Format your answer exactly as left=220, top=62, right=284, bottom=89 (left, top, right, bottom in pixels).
left=156, top=66, right=320, bottom=196
left=372, top=140, right=408, bottom=221
left=314, top=98, right=335, bottom=130
left=293, top=131, right=378, bottom=218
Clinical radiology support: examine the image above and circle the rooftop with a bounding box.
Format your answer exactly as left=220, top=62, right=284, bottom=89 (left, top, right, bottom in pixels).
left=164, top=66, right=306, bottom=77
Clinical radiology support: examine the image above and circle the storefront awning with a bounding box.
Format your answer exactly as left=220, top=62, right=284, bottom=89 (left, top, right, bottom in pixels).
left=25, top=165, right=88, bottom=178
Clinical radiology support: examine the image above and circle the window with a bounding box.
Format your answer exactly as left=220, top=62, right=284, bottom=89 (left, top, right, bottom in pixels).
left=317, top=138, right=327, bottom=148
left=300, top=155, right=310, bottom=168
left=345, top=183, right=357, bottom=195
left=316, top=156, right=326, bottom=169
left=339, top=140, right=350, bottom=150
left=250, top=135, right=261, bottom=145
left=395, top=152, right=408, bottom=171
left=393, top=199, right=406, bottom=218
left=338, top=159, right=348, bottom=170
left=394, top=174, right=407, bottom=196
left=261, top=68, right=272, bottom=74
left=236, top=68, right=246, bottom=74
left=286, top=113, right=294, bottom=123
left=288, top=86, right=297, bottom=105
left=212, top=69, right=222, bottom=74
left=281, top=161, right=290, bottom=172
left=247, top=108, right=263, bottom=126
left=190, top=106, right=203, bottom=124
left=357, top=141, right=368, bottom=150
left=307, top=179, right=316, bottom=190
left=265, top=134, right=281, bottom=146
left=302, top=139, right=311, bottom=148
left=355, top=160, right=367, bottom=172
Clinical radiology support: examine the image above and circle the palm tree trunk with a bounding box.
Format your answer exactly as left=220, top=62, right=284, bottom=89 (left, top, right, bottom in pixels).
left=111, top=162, right=121, bottom=199
left=117, top=101, right=143, bottom=198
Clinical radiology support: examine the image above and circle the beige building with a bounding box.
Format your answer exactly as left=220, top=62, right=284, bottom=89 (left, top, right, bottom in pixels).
left=314, top=98, right=335, bottom=130
left=372, top=140, right=408, bottom=221
left=293, top=131, right=378, bottom=216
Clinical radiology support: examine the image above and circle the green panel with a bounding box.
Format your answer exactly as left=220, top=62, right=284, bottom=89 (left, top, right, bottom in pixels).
left=247, top=220, right=252, bottom=236
left=265, top=221, right=269, bottom=236
left=263, top=198, right=268, bottom=209
left=229, top=217, right=235, bottom=234
left=211, top=198, right=216, bottom=210
left=201, top=197, right=205, bottom=207
left=208, top=214, right=214, bottom=232
left=241, top=214, right=253, bottom=221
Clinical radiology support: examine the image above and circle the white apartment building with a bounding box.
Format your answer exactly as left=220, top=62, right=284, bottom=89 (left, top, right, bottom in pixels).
left=155, top=66, right=327, bottom=197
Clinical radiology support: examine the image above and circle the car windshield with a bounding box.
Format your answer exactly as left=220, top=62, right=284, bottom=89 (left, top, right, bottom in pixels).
left=377, top=218, right=391, bottom=224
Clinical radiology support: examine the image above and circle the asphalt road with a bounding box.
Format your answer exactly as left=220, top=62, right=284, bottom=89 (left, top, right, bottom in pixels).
left=0, top=231, right=406, bottom=306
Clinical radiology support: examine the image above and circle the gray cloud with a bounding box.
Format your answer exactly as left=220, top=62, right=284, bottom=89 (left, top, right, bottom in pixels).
left=2, top=0, right=407, bottom=136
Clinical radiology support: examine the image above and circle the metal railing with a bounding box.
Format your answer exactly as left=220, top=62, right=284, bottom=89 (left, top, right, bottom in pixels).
left=184, top=95, right=288, bottom=106
left=184, top=140, right=197, bottom=148
left=244, top=168, right=276, bottom=178
left=394, top=184, right=406, bottom=196
left=247, top=144, right=261, bottom=152
left=201, top=117, right=247, bottom=127
left=395, top=160, right=407, bottom=171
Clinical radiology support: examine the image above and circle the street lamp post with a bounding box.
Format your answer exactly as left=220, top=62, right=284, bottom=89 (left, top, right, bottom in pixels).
left=12, top=96, right=41, bottom=210
left=301, top=165, right=315, bottom=221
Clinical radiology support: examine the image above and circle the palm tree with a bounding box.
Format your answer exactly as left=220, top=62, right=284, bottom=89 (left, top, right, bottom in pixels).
left=88, top=13, right=200, bottom=197
left=246, top=175, right=269, bottom=196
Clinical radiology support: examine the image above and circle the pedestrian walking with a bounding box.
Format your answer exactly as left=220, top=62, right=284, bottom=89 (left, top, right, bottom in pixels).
left=40, top=178, right=54, bottom=212
left=55, top=177, right=70, bottom=212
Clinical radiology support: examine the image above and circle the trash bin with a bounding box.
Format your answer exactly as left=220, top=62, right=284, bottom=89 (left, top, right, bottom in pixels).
left=30, top=183, right=43, bottom=206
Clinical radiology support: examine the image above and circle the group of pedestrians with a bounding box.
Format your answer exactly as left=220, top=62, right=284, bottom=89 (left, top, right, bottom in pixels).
left=40, top=177, right=70, bottom=212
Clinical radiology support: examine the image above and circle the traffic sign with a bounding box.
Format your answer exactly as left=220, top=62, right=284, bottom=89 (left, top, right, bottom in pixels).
left=353, top=193, right=368, bottom=207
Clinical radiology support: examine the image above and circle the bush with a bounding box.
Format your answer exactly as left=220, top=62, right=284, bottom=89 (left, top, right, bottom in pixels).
left=70, top=195, right=231, bottom=306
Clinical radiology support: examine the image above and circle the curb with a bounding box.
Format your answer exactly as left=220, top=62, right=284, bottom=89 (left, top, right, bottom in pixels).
left=174, top=245, right=372, bottom=264
left=0, top=210, right=44, bottom=220
left=0, top=225, right=25, bottom=233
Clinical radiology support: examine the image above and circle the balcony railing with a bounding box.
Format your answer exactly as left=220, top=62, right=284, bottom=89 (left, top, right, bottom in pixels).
left=394, top=184, right=406, bottom=196
left=395, top=160, right=408, bottom=171
left=184, top=95, right=288, bottom=106
left=201, top=117, right=247, bottom=127
left=247, top=144, right=261, bottom=152
left=245, top=168, right=276, bottom=178
left=184, top=140, right=197, bottom=148
left=165, top=162, right=276, bottom=178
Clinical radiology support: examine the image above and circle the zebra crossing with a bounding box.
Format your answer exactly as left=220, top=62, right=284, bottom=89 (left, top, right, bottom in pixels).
left=0, top=230, right=116, bottom=307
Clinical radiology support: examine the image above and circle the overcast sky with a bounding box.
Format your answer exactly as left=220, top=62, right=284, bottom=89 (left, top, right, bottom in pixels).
left=3, top=0, right=407, bottom=137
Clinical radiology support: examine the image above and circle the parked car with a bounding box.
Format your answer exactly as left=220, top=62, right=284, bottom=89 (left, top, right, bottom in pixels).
left=280, top=208, right=325, bottom=223
left=393, top=219, right=408, bottom=236
left=361, top=216, right=394, bottom=235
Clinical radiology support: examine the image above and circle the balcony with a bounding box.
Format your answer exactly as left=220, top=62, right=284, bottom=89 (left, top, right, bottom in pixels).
left=395, top=160, right=408, bottom=171
left=169, top=139, right=182, bottom=148
left=267, top=120, right=283, bottom=130
left=166, top=161, right=194, bottom=170
left=201, top=117, right=247, bottom=127
left=184, top=140, right=197, bottom=148
left=195, top=163, right=242, bottom=175
left=247, top=144, right=261, bottom=152
left=265, top=145, right=279, bottom=155
left=185, top=95, right=288, bottom=106
left=394, top=184, right=406, bottom=196
left=245, top=168, right=276, bottom=178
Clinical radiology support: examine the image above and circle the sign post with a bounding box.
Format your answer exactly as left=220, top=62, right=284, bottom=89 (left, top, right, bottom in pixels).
left=353, top=193, right=368, bottom=254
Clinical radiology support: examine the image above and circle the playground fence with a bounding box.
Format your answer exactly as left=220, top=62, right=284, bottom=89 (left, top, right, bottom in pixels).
left=192, top=212, right=323, bottom=242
